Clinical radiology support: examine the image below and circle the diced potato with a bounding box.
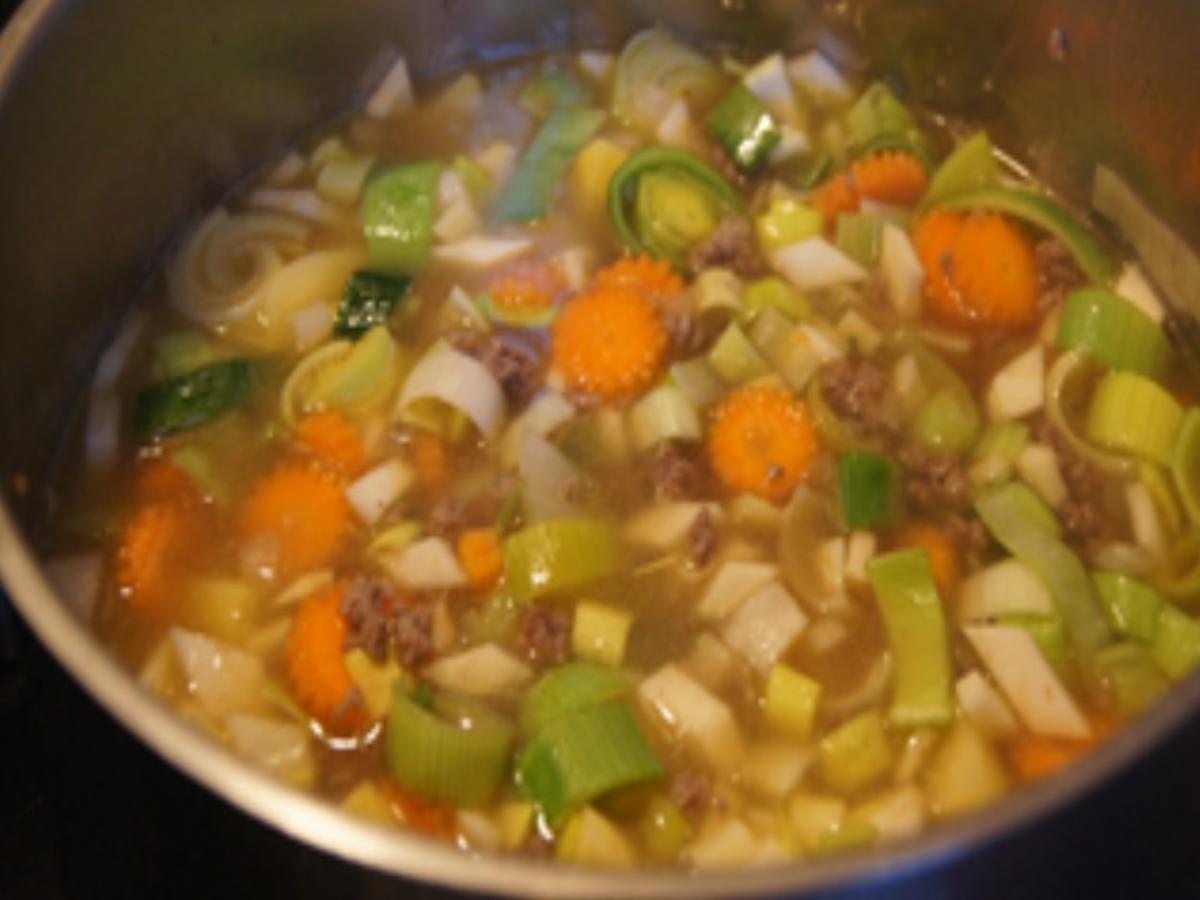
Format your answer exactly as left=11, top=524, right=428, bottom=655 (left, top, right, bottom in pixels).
left=764, top=663, right=821, bottom=739
left=740, top=740, right=813, bottom=798
left=639, top=664, right=744, bottom=769
left=423, top=642, right=532, bottom=697
left=685, top=818, right=759, bottom=870
left=818, top=709, right=894, bottom=795
left=955, top=670, right=1020, bottom=739
left=986, top=344, right=1044, bottom=421
left=340, top=780, right=394, bottom=823
left=720, top=581, right=808, bottom=672
left=557, top=807, right=634, bottom=868
left=697, top=561, right=779, bottom=620
left=787, top=792, right=846, bottom=853
left=924, top=719, right=1009, bottom=818
left=572, top=601, right=632, bottom=666
left=847, top=784, right=926, bottom=842
left=571, top=138, right=628, bottom=221
left=957, top=558, right=1055, bottom=622
left=227, top=713, right=315, bottom=788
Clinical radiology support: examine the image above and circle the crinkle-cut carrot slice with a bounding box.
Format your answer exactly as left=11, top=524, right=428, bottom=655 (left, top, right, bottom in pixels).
left=489, top=259, right=567, bottom=312
left=294, top=411, right=368, bottom=476
left=850, top=151, right=928, bottom=206
left=593, top=255, right=684, bottom=302
left=407, top=428, right=449, bottom=494
left=708, top=386, right=818, bottom=503
left=238, top=463, right=350, bottom=578
left=114, top=504, right=187, bottom=617
left=811, top=173, right=860, bottom=225
left=912, top=209, right=1039, bottom=328
left=286, top=583, right=370, bottom=736
left=552, top=285, right=668, bottom=400
left=892, top=519, right=962, bottom=597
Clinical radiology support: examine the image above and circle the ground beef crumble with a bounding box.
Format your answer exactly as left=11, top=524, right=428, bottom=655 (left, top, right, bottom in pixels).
left=1034, top=237, right=1087, bottom=312
left=520, top=606, right=572, bottom=666
left=447, top=328, right=546, bottom=409
left=821, top=359, right=901, bottom=439
left=340, top=576, right=435, bottom=668
left=1038, top=422, right=1108, bottom=542
left=647, top=443, right=708, bottom=501
left=688, top=507, right=720, bottom=567
left=688, top=216, right=763, bottom=278
left=669, top=771, right=711, bottom=817
left=899, top=444, right=971, bottom=511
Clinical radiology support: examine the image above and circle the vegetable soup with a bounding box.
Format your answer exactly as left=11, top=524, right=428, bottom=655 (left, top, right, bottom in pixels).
left=45, top=30, right=1200, bottom=869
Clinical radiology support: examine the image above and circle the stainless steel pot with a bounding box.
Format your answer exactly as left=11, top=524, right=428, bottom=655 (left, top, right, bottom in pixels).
left=1, top=1, right=1197, bottom=896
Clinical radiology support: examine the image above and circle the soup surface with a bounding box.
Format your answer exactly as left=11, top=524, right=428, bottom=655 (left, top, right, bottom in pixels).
left=46, top=30, right=1200, bottom=869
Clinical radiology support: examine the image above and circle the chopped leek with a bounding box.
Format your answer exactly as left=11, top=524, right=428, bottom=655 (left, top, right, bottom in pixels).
left=153, top=330, right=215, bottom=379
left=362, top=160, right=440, bottom=274
left=939, top=187, right=1115, bottom=284
left=838, top=453, right=899, bottom=529
left=743, top=277, right=811, bottom=322
left=843, top=82, right=927, bottom=163
left=975, top=482, right=1112, bottom=656
left=924, top=720, right=1009, bottom=819
left=1092, top=571, right=1163, bottom=643
left=1151, top=606, right=1200, bottom=680
left=755, top=196, right=822, bottom=254
left=670, top=357, right=726, bottom=408
left=750, top=311, right=822, bottom=392
left=707, top=321, right=771, bottom=384
left=608, top=147, right=741, bottom=268
left=629, top=383, right=701, bottom=450
left=835, top=213, right=883, bottom=267
left=1173, top=409, right=1200, bottom=527
left=134, top=359, right=255, bottom=441
left=1044, top=349, right=1138, bottom=476
left=764, top=663, right=821, bottom=739
left=495, top=107, right=606, bottom=223
left=572, top=601, right=632, bottom=667
left=611, top=29, right=727, bottom=135
left=639, top=795, right=692, bottom=862
left=911, top=386, right=981, bottom=455
left=520, top=662, right=633, bottom=736
left=920, top=131, right=999, bottom=210
left=517, top=702, right=663, bottom=824
left=503, top=518, right=618, bottom=602
left=818, top=709, right=894, bottom=794
left=1056, top=288, right=1168, bottom=376
left=1086, top=370, right=1183, bottom=466
left=1091, top=642, right=1169, bottom=716
left=334, top=270, right=412, bottom=339
left=385, top=688, right=514, bottom=807
left=518, top=64, right=591, bottom=117
left=705, top=83, right=781, bottom=172
left=867, top=549, right=954, bottom=727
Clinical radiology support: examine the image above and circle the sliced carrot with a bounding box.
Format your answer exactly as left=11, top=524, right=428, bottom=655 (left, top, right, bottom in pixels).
left=892, top=519, right=962, bottom=597
left=382, top=780, right=456, bottom=840
left=489, top=259, right=566, bottom=312
left=407, top=428, right=449, bottom=494
left=238, top=463, right=349, bottom=577
left=850, top=151, right=928, bottom=206
left=593, top=255, right=683, bottom=302
left=708, top=386, right=818, bottom=503
left=133, top=457, right=199, bottom=506
left=294, top=411, right=367, bottom=476
left=457, top=527, right=503, bottom=593
left=552, top=285, right=668, bottom=400
left=811, top=173, right=859, bottom=225
left=912, top=209, right=1039, bottom=328
left=114, top=504, right=187, bottom=617
left=1009, top=714, right=1113, bottom=782
left=285, top=583, right=370, bottom=736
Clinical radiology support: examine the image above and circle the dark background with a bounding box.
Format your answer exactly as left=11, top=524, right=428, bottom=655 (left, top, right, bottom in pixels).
left=2, top=1, right=1200, bottom=898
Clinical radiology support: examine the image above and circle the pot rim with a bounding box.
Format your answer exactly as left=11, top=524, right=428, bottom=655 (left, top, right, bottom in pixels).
left=2, top=1, right=1199, bottom=896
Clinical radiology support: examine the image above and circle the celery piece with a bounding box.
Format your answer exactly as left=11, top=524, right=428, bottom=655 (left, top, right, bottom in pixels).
left=867, top=549, right=954, bottom=727
left=385, top=689, right=514, bottom=807
left=911, top=386, right=981, bottom=456
left=755, top=196, right=823, bottom=253
left=572, top=601, right=632, bottom=666
left=819, top=709, right=894, bottom=794
left=153, top=330, right=215, bottom=379
left=670, top=357, right=726, bottom=409
left=1092, top=571, right=1164, bottom=643
left=921, top=131, right=999, bottom=210
left=976, top=482, right=1112, bottom=656
left=925, top=719, right=1009, bottom=819
left=835, top=213, right=883, bottom=267
left=520, top=661, right=633, bottom=735
left=503, top=518, right=618, bottom=602
left=1086, top=370, right=1183, bottom=466
left=838, top=453, right=899, bottom=530
left=1091, top=642, right=1169, bottom=716
left=1172, top=409, right=1200, bottom=528
left=518, top=702, right=663, bottom=824
left=708, top=321, right=772, bottom=384
left=843, top=82, right=924, bottom=160
left=334, top=270, right=412, bottom=340
left=971, top=421, right=1030, bottom=463
left=496, top=108, right=606, bottom=223
left=629, top=383, right=702, bottom=451
left=639, top=795, right=693, bottom=862
left=764, top=663, right=821, bottom=739
left=705, top=83, right=782, bottom=173
left=1151, top=606, right=1200, bottom=680
left=1056, top=288, right=1168, bottom=377
left=362, top=160, right=440, bottom=273
left=464, top=591, right=525, bottom=646
left=743, top=276, right=811, bottom=322
left=995, top=612, right=1068, bottom=674
left=134, top=359, right=256, bottom=442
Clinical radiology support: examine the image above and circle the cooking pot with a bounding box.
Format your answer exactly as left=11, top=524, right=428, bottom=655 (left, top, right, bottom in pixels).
left=1, top=1, right=1198, bottom=896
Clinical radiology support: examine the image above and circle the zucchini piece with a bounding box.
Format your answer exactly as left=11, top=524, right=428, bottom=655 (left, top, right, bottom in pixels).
left=333, top=270, right=412, bottom=340
left=134, top=359, right=255, bottom=441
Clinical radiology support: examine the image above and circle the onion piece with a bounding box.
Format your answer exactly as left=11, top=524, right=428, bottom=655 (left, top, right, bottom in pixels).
left=365, top=54, right=414, bottom=119
left=719, top=581, right=808, bottom=672
left=881, top=223, right=923, bottom=318
left=771, top=237, right=867, bottom=292
left=380, top=536, right=467, bottom=591
left=638, top=664, right=744, bottom=769
left=290, top=303, right=333, bottom=351
left=517, top=427, right=582, bottom=522
left=169, top=628, right=265, bottom=720
left=432, top=236, right=534, bottom=269
left=423, top=643, right=533, bottom=698
left=345, top=458, right=416, bottom=526
left=227, top=713, right=315, bottom=787
left=399, top=345, right=506, bottom=440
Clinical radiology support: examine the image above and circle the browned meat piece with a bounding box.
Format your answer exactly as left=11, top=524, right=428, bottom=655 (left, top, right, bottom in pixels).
left=899, top=444, right=971, bottom=511
left=446, top=328, right=546, bottom=409
left=669, top=771, right=711, bottom=817
left=340, top=576, right=396, bottom=661
left=1035, top=237, right=1086, bottom=312
left=688, top=216, right=763, bottom=278
left=821, top=359, right=902, bottom=438
left=1038, top=422, right=1109, bottom=542
left=688, top=506, right=719, bottom=567
left=520, top=606, right=572, bottom=666
left=391, top=603, right=435, bottom=669
left=648, top=443, right=708, bottom=501
left=945, top=511, right=991, bottom=560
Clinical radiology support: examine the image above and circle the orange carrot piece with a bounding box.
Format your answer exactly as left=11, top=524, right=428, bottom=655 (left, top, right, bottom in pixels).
left=285, top=583, right=370, bottom=736
left=457, top=527, right=504, bottom=593
left=1009, top=715, right=1113, bottom=782
left=593, top=255, right=683, bottom=302
left=850, top=151, right=928, bottom=206
left=892, top=519, right=962, bottom=597
left=133, top=457, right=199, bottom=506
left=489, top=259, right=566, bottom=312
left=382, top=780, right=456, bottom=840
left=551, top=285, right=668, bottom=400
left=811, top=174, right=859, bottom=225
left=407, top=428, right=449, bottom=494
left=294, top=411, right=367, bottom=476
left=912, top=209, right=1039, bottom=328
left=708, top=386, right=818, bottom=503
left=238, top=463, right=349, bottom=577
left=114, top=504, right=187, bottom=617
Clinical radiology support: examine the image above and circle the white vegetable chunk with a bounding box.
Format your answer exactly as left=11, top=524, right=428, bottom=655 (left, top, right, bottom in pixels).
left=963, top=624, right=1090, bottom=740
left=844, top=531, right=878, bottom=585
left=685, top=819, right=759, bottom=870
left=624, top=502, right=717, bottom=551
left=682, top=632, right=739, bottom=692
left=881, top=223, right=924, bottom=318
left=769, top=124, right=812, bottom=164
left=423, top=643, right=533, bottom=697
left=577, top=50, right=615, bottom=84
left=740, top=741, right=814, bottom=798
left=365, top=54, right=414, bottom=118
left=399, top=345, right=506, bottom=439
left=227, top=714, right=314, bottom=786
left=787, top=51, right=854, bottom=106
left=1126, top=481, right=1168, bottom=562
left=957, top=558, right=1055, bottom=621
left=697, top=561, right=779, bottom=620
left=656, top=98, right=696, bottom=148
left=290, top=302, right=333, bottom=351
left=345, top=458, right=416, bottom=525
left=720, top=581, right=808, bottom=672
left=1015, top=443, right=1068, bottom=508
left=955, top=670, right=1020, bottom=739
left=432, top=236, right=533, bottom=269
left=986, top=344, right=1044, bottom=421
left=381, top=537, right=468, bottom=591
left=1115, top=263, right=1165, bottom=323
left=849, top=784, right=926, bottom=841
left=772, top=237, right=868, bottom=291
left=639, top=664, right=744, bottom=769
left=170, top=628, right=265, bottom=720
left=743, top=53, right=800, bottom=124
left=518, top=428, right=583, bottom=522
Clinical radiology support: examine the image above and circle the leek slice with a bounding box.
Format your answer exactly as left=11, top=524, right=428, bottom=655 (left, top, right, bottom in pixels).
left=362, top=160, right=440, bottom=274
left=1173, top=409, right=1200, bottom=527
left=1055, top=288, right=1168, bottom=376
left=502, top=519, right=618, bottom=602
left=838, top=453, right=899, bottom=530
left=495, top=107, right=606, bottom=223
left=920, top=131, right=1000, bottom=211
left=1044, top=349, right=1138, bottom=477
left=1086, top=370, right=1183, bottom=466
left=1092, top=571, right=1163, bottom=643
left=705, top=83, right=781, bottom=173
left=520, top=662, right=634, bottom=736
left=611, top=29, right=727, bottom=135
